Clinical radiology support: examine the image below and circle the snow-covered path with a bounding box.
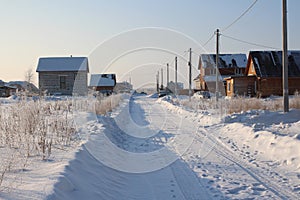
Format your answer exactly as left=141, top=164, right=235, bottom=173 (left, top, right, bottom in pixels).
left=47, top=95, right=299, bottom=200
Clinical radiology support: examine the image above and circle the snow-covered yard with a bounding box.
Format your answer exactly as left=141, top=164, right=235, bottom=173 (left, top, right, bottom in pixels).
left=0, top=94, right=299, bottom=199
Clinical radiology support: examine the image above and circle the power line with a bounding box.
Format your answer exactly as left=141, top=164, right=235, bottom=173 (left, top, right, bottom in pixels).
left=222, top=0, right=259, bottom=32
left=202, top=33, right=215, bottom=47
left=222, top=34, right=279, bottom=49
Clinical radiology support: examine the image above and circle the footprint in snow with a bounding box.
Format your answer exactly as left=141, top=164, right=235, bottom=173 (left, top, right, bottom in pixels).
left=227, top=185, right=248, bottom=194
left=293, top=185, right=300, bottom=192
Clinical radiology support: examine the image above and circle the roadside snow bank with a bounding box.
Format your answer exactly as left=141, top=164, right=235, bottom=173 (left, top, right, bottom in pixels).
left=223, top=109, right=300, bottom=172
left=156, top=96, right=222, bottom=127
left=157, top=96, right=300, bottom=174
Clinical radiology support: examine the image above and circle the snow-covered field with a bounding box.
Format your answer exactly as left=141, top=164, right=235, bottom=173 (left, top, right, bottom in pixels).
left=0, top=94, right=299, bottom=199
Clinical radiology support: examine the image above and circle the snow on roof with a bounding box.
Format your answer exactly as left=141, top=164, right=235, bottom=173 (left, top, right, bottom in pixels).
left=200, top=54, right=247, bottom=69
left=193, top=74, right=201, bottom=81
left=0, top=85, right=17, bottom=89
left=249, top=50, right=300, bottom=77
left=36, top=57, right=89, bottom=72
left=89, top=74, right=116, bottom=87
left=6, top=81, right=38, bottom=91
left=204, top=75, right=229, bottom=82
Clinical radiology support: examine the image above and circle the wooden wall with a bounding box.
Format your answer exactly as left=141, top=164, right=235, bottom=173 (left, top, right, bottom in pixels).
left=94, top=86, right=114, bottom=92
left=257, top=77, right=300, bottom=97
left=39, top=71, right=88, bottom=96
left=226, top=76, right=300, bottom=98
left=226, top=76, right=256, bottom=97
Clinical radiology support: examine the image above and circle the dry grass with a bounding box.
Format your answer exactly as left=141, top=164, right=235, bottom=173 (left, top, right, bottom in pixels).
left=0, top=99, right=75, bottom=159
left=0, top=98, right=76, bottom=189
left=179, top=98, right=215, bottom=111
left=225, top=94, right=300, bottom=114
left=290, top=92, right=300, bottom=109
left=177, top=94, right=300, bottom=114
left=94, top=94, right=123, bottom=115
left=0, top=94, right=123, bottom=189
left=225, top=97, right=266, bottom=114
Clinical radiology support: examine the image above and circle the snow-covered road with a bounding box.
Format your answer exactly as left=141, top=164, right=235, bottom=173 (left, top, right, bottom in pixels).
left=47, top=95, right=300, bottom=200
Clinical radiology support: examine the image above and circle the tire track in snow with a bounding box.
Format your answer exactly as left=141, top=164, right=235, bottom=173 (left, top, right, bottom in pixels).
left=199, top=126, right=299, bottom=199
left=169, top=160, right=212, bottom=200
left=160, top=97, right=298, bottom=199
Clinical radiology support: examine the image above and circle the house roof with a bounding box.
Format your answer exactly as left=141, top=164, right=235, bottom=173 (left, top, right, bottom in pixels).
left=247, top=51, right=300, bottom=77
left=6, top=81, right=38, bottom=91
left=199, top=54, right=247, bottom=69
left=203, top=75, right=229, bottom=82
left=0, top=85, right=17, bottom=89
left=89, top=74, right=116, bottom=87
left=36, top=57, right=89, bottom=72
left=193, top=74, right=201, bottom=81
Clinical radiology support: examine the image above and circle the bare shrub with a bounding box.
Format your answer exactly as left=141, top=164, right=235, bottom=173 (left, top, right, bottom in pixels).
left=0, top=98, right=77, bottom=187
left=0, top=94, right=123, bottom=189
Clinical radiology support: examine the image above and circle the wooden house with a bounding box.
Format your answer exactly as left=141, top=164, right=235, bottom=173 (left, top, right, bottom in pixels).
left=193, top=74, right=201, bottom=90
left=7, top=81, right=39, bottom=94
left=0, top=85, right=17, bottom=97
left=89, top=74, right=116, bottom=95
left=225, top=51, right=300, bottom=98
left=0, top=80, right=17, bottom=97
left=196, top=54, right=247, bottom=95
left=36, top=57, right=89, bottom=96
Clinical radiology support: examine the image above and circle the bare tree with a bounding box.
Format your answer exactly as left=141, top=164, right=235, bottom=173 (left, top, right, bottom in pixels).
left=24, top=68, right=34, bottom=93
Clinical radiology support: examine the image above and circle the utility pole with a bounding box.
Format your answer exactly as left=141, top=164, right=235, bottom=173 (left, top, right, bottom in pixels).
left=283, top=0, right=289, bottom=113
left=161, top=68, right=164, bottom=90
left=215, top=29, right=220, bottom=102
left=156, top=71, right=159, bottom=93
left=188, top=48, right=192, bottom=101
left=167, top=63, right=169, bottom=90
left=175, top=57, right=178, bottom=96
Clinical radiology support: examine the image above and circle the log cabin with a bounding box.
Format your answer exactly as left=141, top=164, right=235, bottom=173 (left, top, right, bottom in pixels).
left=225, top=51, right=300, bottom=98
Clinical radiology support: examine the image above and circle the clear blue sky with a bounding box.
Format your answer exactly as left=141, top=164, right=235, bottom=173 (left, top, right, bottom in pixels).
left=1, top=0, right=300, bottom=88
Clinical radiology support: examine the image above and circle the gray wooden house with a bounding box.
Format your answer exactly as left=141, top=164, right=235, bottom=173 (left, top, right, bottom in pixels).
left=36, top=57, right=89, bottom=96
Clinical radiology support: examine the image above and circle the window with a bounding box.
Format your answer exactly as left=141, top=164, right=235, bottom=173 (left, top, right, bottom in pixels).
left=235, top=68, right=242, bottom=75
left=60, top=76, right=66, bottom=89
left=210, top=68, right=216, bottom=75
left=228, top=82, right=231, bottom=92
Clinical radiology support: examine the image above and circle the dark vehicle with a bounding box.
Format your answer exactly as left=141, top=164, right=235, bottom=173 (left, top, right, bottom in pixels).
left=158, top=91, right=167, bottom=98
